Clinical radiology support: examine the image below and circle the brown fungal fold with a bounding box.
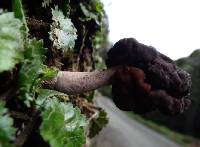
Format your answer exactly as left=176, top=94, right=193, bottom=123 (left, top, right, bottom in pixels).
left=106, top=38, right=191, bottom=115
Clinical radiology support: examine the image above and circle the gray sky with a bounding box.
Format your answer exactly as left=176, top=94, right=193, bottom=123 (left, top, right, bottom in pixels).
left=101, top=0, right=200, bottom=59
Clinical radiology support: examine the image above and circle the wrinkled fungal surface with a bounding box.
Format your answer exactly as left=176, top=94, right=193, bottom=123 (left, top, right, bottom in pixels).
left=106, top=38, right=191, bottom=115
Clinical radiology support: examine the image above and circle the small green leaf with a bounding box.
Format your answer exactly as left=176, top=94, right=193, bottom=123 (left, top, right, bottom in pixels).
left=12, top=0, right=29, bottom=37
left=79, top=0, right=104, bottom=26
left=18, top=39, right=46, bottom=106
left=0, top=12, right=24, bottom=73
left=42, top=0, right=53, bottom=7
left=80, top=3, right=99, bottom=24
left=41, top=66, right=58, bottom=80
left=0, top=101, right=15, bottom=147
left=36, top=89, right=68, bottom=108
left=40, top=97, right=86, bottom=147
left=89, top=109, right=108, bottom=138
left=24, top=39, right=46, bottom=60
left=18, top=39, right=58, bottom=107
left=49, top=6, right=77, bottom=53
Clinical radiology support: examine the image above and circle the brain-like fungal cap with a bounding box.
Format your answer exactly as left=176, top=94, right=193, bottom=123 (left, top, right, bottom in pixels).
left=106, top=38, right=192, bottom=115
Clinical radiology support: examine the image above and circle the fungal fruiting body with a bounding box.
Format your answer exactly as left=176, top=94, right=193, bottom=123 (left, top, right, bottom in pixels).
left=45, top=38, right=191, bottom=115
left=106, top=38, right=191, bottom=115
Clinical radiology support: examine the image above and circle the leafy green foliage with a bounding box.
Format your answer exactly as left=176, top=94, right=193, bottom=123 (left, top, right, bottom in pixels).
left=36, top=89, right=68, bottom=108
left=89, top=109, right=108, bottom=138
left=0, top=12, right=24, bottom=73
left=12, top=0, right=28, bottom=35
left=92, top=15, right=109, bottom=50
left=19, top=39, right=58, bottom=106
left=42, top=0, right=53, bottom=7
left=40, top=66, right=58, bottom=81
left=37, top=90, right=86, bottom=147
left=0, top=101, right=15, bottom=147
left=40, top=96, right=86, bottom=147
left=0, top=0, right=109, bottom=146
left=80, top=0, right=104, bottom=26
left=49, top=6, right=77, bottom=52
left=42, top=0, right=70, bottom=17
left=58, top=0, right=71, bottom=17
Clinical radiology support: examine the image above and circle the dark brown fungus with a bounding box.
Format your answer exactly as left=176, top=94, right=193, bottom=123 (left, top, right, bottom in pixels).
left=106, top=38, right=192, bottom=115
left=45, top=38, right=191, bottom=115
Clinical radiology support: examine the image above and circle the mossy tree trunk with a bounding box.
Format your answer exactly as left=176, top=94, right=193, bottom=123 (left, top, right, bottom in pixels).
left=0, top=0, right=109, bottom=146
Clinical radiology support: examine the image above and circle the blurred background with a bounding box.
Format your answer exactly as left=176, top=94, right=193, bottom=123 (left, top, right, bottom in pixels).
left=0, top=0, right=200, bottom=147
left=92, top=0, right=200, bottom=147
